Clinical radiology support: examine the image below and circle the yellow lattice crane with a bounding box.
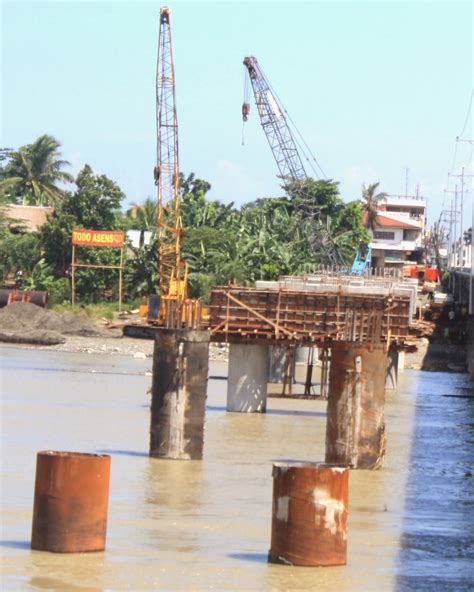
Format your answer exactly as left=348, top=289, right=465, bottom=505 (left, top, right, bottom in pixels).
left=149, top=6, right=186, bottom=325
left=150, top=7, right=202, bottom=328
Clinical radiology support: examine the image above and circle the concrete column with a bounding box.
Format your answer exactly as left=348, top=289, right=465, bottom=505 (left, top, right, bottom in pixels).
left=268, top=345, right=294, bottom=383
left=150, top=329, right=210, bottom=460
left=325, top=342, right=388, bottom=469
left=227, top=343, right=268, bottom=412
left=398, top=350, right=405, bottom=372
left=268, top=462, right=349, bottom=566
left=385, top=351, right=399, bottom=390
left=319, top=347, right=331, bottom=398
left=295, top=346, right=311, bottom=364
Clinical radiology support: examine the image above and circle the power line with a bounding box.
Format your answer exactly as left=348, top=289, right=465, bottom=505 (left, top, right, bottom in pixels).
left=457, top=88, right=473, bottom=140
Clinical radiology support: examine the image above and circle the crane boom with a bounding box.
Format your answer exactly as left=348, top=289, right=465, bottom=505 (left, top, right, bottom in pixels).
left=155, top=6, right=187, bottom=318
left=243, top=55, right=343, bottom=266
left=243, top=56, right=307, bottom=183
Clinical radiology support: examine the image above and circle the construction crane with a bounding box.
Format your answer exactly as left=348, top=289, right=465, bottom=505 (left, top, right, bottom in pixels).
left=242, top=55, right=343, bottom=266
left=152, top=6, right=188, bottom=325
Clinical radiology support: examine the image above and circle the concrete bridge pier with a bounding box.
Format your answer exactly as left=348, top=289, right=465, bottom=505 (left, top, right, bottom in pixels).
left=325, top=342, right=388, bottom=469
left=150, top=329, right=210, bottom=460
left=385, top=351, right=399, bottom=390
left=268, top=345, right=295, bottom=384
left=227, top=343, right=268, bottom=412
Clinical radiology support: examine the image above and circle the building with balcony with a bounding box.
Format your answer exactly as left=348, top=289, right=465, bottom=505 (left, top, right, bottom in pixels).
left=366, top=195, right=427, bottom=269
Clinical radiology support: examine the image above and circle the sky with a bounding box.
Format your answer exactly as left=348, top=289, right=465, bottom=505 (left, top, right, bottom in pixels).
left=1, top=0, right=473, bottom=232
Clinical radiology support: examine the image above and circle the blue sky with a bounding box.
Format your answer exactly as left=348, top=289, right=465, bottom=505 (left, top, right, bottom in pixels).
left=2, top=1, right=473, bottom=229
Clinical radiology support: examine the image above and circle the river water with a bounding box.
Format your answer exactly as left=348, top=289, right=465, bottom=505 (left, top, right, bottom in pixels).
left=1, top=346, right=472, bottom=591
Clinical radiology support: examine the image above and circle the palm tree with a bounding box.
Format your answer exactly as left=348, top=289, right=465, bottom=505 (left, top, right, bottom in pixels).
left=361, top=182, right=387, bottom=231
left=0, top=134, right=73, bottom=206
left=127, top=198, right=157, bottom=231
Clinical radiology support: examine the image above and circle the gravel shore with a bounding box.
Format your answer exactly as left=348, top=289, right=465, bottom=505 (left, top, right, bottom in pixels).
left=0, top=325, right=229, bottom=360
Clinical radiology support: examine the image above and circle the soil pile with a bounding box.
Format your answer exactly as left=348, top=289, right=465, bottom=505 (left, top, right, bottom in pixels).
left=0, top=302, right=108, bottom=345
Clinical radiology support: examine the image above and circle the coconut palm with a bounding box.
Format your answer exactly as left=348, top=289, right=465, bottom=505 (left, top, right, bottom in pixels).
left=361, top=182, right=387, bottom=231
left=126, top=198, right=157, bottom=232
left=0, top=135, right=73, bottom=206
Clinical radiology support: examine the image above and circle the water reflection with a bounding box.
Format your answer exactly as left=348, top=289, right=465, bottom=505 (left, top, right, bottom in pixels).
left=0, top=540, right=31, bottom=549
left=144, top=457, right=204, bottom=511
left=96, top=449, right=148, bottom=458
left=142, top=458, right=204, bottom=554
left=29, top=577, right=102, bottom=592
left=395, top=372, right=474, bottom=591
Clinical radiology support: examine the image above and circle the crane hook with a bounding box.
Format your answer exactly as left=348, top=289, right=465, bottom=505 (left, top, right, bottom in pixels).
left=242, top=102, right=251, bottom=122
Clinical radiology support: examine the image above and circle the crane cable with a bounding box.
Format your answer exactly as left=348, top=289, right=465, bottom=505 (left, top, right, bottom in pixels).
left=242, top=68, right=251, bottom=146
left=265, top=76, right=328, bottom=180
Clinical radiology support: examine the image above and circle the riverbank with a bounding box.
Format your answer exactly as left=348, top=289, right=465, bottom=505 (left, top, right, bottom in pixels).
left=0, top=302, right=469, bottom=371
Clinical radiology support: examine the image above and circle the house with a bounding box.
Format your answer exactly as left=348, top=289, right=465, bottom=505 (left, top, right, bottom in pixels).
left=366, top=195, right=427, bottom=269
left=5, top=204, right=54, bottom=232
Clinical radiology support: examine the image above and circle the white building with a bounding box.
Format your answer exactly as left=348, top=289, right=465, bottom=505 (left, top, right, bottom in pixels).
left=367, top=195, right=427, bottom=269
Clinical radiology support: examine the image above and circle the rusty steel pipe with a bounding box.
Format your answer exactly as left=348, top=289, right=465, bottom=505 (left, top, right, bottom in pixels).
left=0, top=289, right=48, bottom=308
left=31, top=451, right=111, bottom=553
left=325, top=342, right=388, bottom=469
left=268, top=462, right=349, bottom=567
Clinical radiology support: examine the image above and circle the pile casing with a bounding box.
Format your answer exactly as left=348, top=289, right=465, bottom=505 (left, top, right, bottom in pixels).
left=269, top=462, right=349, bottom=566
left=31, top=451, right=111, bottom=553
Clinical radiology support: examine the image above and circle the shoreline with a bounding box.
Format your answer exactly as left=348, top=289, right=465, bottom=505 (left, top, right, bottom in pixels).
left=0, top=333, right=229, bottom=361
left=0, top=332, right=468, bottom=373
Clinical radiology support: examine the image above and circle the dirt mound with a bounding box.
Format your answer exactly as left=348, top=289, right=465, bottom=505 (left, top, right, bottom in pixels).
left=0, top=302, right=106, bottom=343
left=0, top=329, right=66, bottom=345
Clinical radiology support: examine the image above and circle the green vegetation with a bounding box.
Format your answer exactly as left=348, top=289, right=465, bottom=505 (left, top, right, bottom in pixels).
left=360, top=182, right=388, bottom=231
left=0, top=135, right=371, bottom=305
left=0, top=135, right=73, bottom=206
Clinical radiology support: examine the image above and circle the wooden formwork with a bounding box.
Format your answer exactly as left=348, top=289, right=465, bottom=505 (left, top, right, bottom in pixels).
left=209, top=286, right=411, bottom=346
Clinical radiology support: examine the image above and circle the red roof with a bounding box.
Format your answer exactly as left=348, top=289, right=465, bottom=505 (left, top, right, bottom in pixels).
left=363, top=212, right=420, bottom=230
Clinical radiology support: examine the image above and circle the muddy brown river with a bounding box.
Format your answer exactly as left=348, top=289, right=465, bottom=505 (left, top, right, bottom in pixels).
left=1, top=346, right=472, bottom=591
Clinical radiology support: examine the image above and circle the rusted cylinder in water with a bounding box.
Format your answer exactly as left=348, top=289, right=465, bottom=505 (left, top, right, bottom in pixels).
left=268, top=462, right=349, bottom=566
left=150, top=328, right=210, bottom=460
left=325, top=342, right=388, bottom=469
left=31, top=451, right=111, bottom=553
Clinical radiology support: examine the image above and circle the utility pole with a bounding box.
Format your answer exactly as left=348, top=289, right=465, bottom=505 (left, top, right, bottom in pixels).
left=444, top=185, right=459, bottom=268
left=440, top=208, right=453, bottom=263
left=444, top=187, right=460, bottom=291
left=449, top=168, right=473, bottom=270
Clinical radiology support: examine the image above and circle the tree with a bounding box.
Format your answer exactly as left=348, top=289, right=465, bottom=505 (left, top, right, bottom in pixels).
left=126, top=198, right=157, bottom=232
left=282, top=178, right=369, bottom=265
left=361, top=182, right=387, bottom=231
left=429, top=220, right=446, bottom=274
left=39, top=165, right=126, bottom=300
left=0, top=135, right=74, bottom=206
left=179, top=172, right=211, bottom=197
left=463, top=227, right=472, bottom=246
